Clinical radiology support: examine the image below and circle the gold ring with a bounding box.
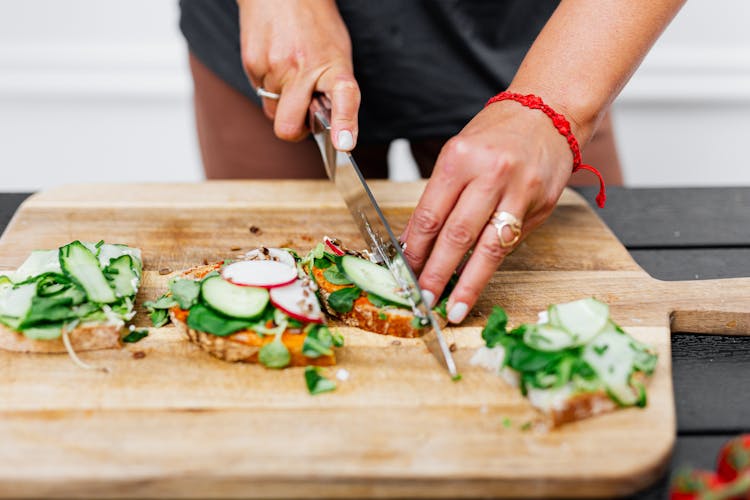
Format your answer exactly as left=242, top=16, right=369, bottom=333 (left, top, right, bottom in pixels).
left=490, top=210, right=522, bottom=248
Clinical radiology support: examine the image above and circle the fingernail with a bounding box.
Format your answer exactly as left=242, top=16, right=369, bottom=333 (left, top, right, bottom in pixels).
left=422, top=290, right=435, bottom=308
left=337, top=130, right=353, bottom=150
left=447, top=302, right=469, bottom=324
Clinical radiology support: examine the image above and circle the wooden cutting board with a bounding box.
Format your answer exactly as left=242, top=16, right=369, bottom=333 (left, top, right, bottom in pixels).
left=0, top=180, right=748, bottom=499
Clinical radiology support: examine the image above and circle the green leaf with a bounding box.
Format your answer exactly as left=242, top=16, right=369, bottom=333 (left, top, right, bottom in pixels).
left=122, top=329, right=149, bottom=343
left=481, top=306, right=508, bottom=348
left=313, top=257, right=332, bottom=269
left=258, top=339, right=291, bottom=368
left=186, top=303, right=255, bottom=337
left=20, top=294, right=80, bottom=328
left=144, top=294, right=178, bottom=310
left=328, top=286, right=361, bottom=313
left=433, top=297, right=449, bottom=319
left=169, top=278, right=201, bottom=309
left=331, top=329, right=344, bottom=347
left=323, top=267, right=353, bottom=285
left=366, top=293, right=406, bottom=309
left=149, top=308, right=169, bottom=328
left=304, top=366, right=336, bottom=395
left=302, top=325, right=334, bottom=358
left=507, top=344, right=562, bottom=373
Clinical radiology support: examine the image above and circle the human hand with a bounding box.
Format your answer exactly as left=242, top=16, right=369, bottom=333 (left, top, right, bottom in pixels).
left=401, top=99, right=576, bottom=323
left=237, top=0, right=360, bottom=150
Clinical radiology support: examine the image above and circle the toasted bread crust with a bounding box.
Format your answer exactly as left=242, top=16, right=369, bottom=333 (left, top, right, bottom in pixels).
left=173, top=264, right=335, bottom=366
left=537, top=372, right=649, bottom=427
left=0, top=322, right=121, bottom=353
left=311, top=266, right=423, bottom=338
left=544, top=391, right=618, bottom=427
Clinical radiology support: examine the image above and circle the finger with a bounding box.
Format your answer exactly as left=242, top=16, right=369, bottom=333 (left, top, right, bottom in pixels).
left=273, top=75, right=315, bottom=142
left=317, top=67, right=360, bottom=151
left=416, top=179, right=502, bottom=307
left=445, top=198, right=530, bottom=324
left=402, top=138, right=472, bottom=275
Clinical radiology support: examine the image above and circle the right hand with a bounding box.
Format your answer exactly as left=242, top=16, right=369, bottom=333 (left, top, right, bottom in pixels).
left=238, top=0, right=360, bottom=151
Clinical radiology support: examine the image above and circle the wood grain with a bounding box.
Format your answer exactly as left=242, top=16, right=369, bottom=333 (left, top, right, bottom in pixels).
left=1, top=180, right=746, bottom=498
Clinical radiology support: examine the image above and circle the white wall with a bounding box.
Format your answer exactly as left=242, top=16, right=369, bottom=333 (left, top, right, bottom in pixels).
left=0, top=1, right=749, bottom=191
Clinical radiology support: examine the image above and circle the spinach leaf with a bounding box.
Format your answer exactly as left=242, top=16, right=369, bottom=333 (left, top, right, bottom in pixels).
left=258, top=339, right=291, bottom=368
left=302, top=325, right=334, bottom=358
left=323, top=267, right=352, bottom=285
left=122, top=329, right=149, bottom=343
left=507, top=343, right=562, bottom=373
left=433, top=297, right=449, bottom=319
left=186, top=303, right=254, bottom=337
left=304, top=366, right=336, bottom=395
left=481, top=306, right=508, bottom=347
left=143, top=294, right=178, bottom=327
left=313, top=257, right=332, bottom=269
left=366, top=293, right=409, bottom=310
left=20, top=294, right=79, bottom=328
left=328, top=286, right=361, bottom=313
left=169, top=278, right=200, bottom=309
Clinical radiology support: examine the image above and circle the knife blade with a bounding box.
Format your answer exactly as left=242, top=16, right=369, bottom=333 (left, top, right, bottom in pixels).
left=308, top=95, right=459, bottom=379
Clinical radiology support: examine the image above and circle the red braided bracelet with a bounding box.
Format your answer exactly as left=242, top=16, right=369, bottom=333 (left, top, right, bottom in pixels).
left=485, top=91, right=606, bottom=208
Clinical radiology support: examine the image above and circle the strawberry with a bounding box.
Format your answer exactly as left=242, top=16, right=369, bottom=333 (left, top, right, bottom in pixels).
left=670, top=469, right=723, bottom=500
left=717, top=435, right=750, bottom=483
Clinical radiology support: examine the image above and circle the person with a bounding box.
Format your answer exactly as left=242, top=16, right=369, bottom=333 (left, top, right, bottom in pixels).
left=179, top=0, right=684, bottom=324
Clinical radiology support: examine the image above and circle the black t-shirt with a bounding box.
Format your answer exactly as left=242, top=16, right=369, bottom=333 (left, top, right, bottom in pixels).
left=179, top=0, right=559, bottom=144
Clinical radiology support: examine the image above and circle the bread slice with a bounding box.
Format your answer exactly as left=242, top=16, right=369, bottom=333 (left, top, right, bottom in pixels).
left=0, top=322, right=121, bottom=354
left=170, top=263, right=335, bottom=366
left=311, top=265, right=422, bottom=338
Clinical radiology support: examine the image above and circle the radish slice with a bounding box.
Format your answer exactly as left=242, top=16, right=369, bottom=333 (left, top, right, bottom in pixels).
left=243, top=247, right=297, bottom=268
left=222, top=260, right=297, bottom=289
left=270, top=280, right=325, bottom=324
left=324, top=236, right=345, bottom=256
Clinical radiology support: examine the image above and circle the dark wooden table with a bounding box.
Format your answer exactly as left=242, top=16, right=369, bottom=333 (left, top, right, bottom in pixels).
left=1, top=188, right=748, bottom=499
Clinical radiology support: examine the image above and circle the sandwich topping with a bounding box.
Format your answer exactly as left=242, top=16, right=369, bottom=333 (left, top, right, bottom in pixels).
left=472, top=298, right=658, bottom=421
left=0, top=240, right=142, bottom=341
left=148, top=248, right=343, bottom=371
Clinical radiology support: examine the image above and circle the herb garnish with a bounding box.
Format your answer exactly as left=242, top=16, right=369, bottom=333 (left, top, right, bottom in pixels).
left=122, top=329, right=149, bottom=343
left=304, top=366, right=337, bottom=395
left=169, top=278, right=200, bottom=309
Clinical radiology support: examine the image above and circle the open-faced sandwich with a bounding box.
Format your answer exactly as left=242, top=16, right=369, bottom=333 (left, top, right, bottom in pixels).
left=148, top=247, right=343, bottom=369
left=471, top=298, right=658, bottom=428
left=0, top=240, right=142, bottom=356
left=302, top=237, right=445, bottom=338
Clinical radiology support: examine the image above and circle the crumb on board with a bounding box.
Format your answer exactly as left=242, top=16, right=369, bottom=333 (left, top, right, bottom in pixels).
left=202, top=258, right=209, bottom=265
left=391, top=340, right=401, bottom=346
left=249, top=225, right=262, bottom=235
left=230, top=246, right=241, bottom=252
left=449, top=343, right=457, bottom=352
left=132, top=351, right=146, bottom=360
left=158, top=268, right=172, bottom=275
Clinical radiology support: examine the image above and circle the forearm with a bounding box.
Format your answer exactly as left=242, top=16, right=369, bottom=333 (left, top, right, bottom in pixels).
left=508, top=0, right=685, bottom=144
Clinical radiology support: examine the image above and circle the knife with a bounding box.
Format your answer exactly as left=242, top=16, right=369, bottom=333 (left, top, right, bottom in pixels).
left=307, top=95, right=459, bottom=379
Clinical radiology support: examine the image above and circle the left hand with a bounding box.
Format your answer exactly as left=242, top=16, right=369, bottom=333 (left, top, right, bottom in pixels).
left=401, top=99, right=576, bottom=323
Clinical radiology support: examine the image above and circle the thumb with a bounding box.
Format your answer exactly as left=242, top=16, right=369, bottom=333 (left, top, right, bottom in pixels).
left=317, top=65, right=360, bottom=151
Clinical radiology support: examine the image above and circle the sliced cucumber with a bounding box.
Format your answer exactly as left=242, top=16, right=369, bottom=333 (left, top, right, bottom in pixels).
left=339, top=255, right=411, bottom=308
left=549, top=298, right=609, bottom=344
left=104, top=255, right=140, bottom=298
left=21, top=324, right=63, bottom=340
left=200, top=276, right=269, bottom=320
left=11, top=250, right=61, bottom=283
left=59, top=241, right=116, bottom=304
left=582, top=323, right=638, bottom=406
left=0, top=282, right=37, bottom=329
left=524, top=324, right=575, bottom=352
